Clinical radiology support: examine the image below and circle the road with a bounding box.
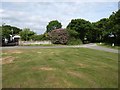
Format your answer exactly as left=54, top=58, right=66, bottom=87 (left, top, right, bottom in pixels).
left=1, top=43, right=119, bottom=53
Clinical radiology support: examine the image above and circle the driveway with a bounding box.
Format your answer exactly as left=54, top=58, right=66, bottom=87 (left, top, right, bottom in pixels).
left=1, top=43, right=119, bottom=53
left=79, top=43, right=119, bottom=54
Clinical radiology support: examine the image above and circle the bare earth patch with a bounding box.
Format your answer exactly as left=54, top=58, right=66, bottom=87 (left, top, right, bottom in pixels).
left=67, top=71, right=98, bottom=87
left=6, top=50, right=22, bottom=54
left=67, top=71, right=85, bottom=78
left=32, top=66, right=56, bottom=71
left=76, top=63, right=88, bottom=68
left=2, top=56, right=15, bottom=64
left=51, top=52, right=54, bottom=54
left=2, top=53, right=7, bottom=55
left=63, top=79, right=72, bottom=87
left=37, top=52, right=42, bottom=54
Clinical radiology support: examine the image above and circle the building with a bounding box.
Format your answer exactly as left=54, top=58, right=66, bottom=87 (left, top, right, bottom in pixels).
left=2, top=35, right=21, bottom=46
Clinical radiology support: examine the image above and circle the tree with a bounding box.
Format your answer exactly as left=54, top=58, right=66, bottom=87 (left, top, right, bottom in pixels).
left=1, top=24, right=22, bottom=39
left=66, top=28, right=82, bottom=45
left=108, top=10, right=120, bottom=45
left=48, top=28, right=69, bottom=44
left=0, top=26, right=2, bottom=46
left=67, top=19, right=92, bottom=43
left=93, top=10, right=120, bottom=45
left=91, top=18, right=109, bottom=42
left=46, top=20, right=62, bottom=32
left=20, top=28, right=35, bottom=41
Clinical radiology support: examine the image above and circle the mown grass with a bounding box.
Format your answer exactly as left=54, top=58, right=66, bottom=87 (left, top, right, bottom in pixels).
left=2, top=48, right=118, bottom=88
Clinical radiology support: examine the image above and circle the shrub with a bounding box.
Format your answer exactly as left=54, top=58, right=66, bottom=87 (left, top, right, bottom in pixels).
left=66, top=29, right=82, bottom=45
left=67, top=37, right=82, bottom=45
left=31, top=34, right=49, bottom=41
left=48, top=29, right=69, bottom=44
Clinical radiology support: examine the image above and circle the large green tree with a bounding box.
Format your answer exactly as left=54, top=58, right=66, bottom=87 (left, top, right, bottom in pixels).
left=1, top=24, right=22, bottom=39
left=92, top=18, right=109, bottom=42
left=46, top=20, right=62, bottom=32
left=67, top=19, right=92, bottom=42
left=93, top=10, right=120, bottom=45
left=108, top=10, right=120, bottom=45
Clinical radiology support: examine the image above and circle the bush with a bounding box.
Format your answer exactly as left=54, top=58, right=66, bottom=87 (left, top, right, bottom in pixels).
left=31, top=34, right=49, bottom=41
left=67, top=38, right=82, bottom=45
left=66, top=29, right=82, bottom=45
left=48, top=29, right=69, bottom=44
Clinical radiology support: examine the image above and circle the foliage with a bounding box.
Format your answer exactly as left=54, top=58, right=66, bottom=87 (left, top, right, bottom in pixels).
left=93, top=18, right=110, bottom=42
left=20, top=28, right=35, bottom=41
left=108, top=10, right=120, bottom=45
left=93, top=10, right=120, bottom=45
left=66, top=29, right=79, bottom=39
left=66, top=9, right=120, bottom=45
left=67, top=37, right=82, bottom=45
left=67, top=19, right=92, bottom=42
left=46, top=20, right=62, bottom=32
left=66, top=29, right=82, bottom=45
left=48, top=28, right=69, bottom=44
left=1, top=9, right=119, bottom=45
left=0, top=26, right=2, bottom=46
left=1, top=24, right=22, bottom=39
left=31, top=34, right=49, bottom=41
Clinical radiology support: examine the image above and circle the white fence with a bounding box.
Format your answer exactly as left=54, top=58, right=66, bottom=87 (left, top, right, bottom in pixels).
left=20, top=41, right=52, bottom=45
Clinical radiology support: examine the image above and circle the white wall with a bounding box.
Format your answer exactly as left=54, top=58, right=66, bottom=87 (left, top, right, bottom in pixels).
left=20, top=41, right=52, bottom=45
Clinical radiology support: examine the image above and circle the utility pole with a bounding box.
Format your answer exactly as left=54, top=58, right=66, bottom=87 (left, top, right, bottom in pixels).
left=11, top=29, right=13, bottom=36
left=26, top=31, right=27, bottom=41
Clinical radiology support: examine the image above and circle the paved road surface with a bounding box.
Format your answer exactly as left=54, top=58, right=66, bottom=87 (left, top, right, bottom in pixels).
left=1, top=43, right=119, bottom=53
left=81, top=43, right=119, bottom=54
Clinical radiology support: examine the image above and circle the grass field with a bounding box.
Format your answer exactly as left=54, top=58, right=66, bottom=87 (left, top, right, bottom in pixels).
left=2, top=48, right=118, bottom=88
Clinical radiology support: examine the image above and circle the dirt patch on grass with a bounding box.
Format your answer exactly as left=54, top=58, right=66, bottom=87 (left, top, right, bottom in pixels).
left=67, top=71, right=85, bottom=79
left=37, top=52, right=42, bottom=54
left=2, top=53, right=7, bottom=55
left=2, top=56, right=15, bottom=64
left=67, top=70, right=98, bottom=87
left=51, top=52, right=55, bottom=54
left=6, top=50, right=22, bottom=54
left=76, top=63, right=88, bottom=68
left=32, top=66, right=56, bottom=71
left=63, top=79, right=72, bottom=87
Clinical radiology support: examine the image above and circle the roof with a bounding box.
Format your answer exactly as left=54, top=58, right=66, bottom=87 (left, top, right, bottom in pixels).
left=13, top=35, right=21, bottom=39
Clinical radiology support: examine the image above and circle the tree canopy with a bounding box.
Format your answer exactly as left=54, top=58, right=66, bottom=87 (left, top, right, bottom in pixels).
left=67, top=19, right=92, bottom=42
left=20, top=28, right=36, bottom=41
left=66, top=9, right=120, bottom=45
left=108, top=10, right=120, bottom=45
left=46, top=20, right=62, bottom=32
left=1, top=24, right=22, bottom=39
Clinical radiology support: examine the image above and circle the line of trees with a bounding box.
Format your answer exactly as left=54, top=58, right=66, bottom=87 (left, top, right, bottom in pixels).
left=1, top=9, right=120, bottom=46
left=46, top=9, right=120, bottom=45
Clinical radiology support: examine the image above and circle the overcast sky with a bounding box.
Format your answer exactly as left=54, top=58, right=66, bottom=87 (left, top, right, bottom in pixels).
left=0, top=0, right=119, bottom=34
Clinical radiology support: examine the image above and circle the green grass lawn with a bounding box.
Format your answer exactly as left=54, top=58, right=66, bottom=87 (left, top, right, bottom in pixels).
left=2, top=48, right=118, bottom=88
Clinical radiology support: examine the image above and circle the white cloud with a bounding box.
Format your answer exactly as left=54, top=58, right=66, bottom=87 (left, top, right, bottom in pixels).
left=1, top=2, right=118, bottom=34
left=1, top=0, right=119, bottom=2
